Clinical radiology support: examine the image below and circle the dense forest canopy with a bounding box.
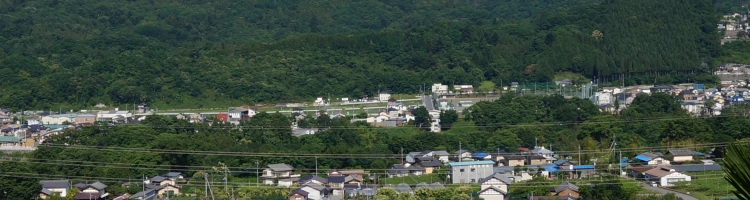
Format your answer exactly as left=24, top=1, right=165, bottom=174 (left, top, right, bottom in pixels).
left=0, top=0, right=725, bottom=109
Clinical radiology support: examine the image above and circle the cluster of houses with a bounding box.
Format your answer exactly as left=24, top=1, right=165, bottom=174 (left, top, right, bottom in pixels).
left=38, top=172, right=182, bottom=200
left=718, top=12, right=750, bottom=44
left=594, top=82, right=750, bottom=116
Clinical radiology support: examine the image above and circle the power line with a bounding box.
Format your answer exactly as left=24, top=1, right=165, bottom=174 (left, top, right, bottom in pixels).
left=36, top=141, right=736, bottom=158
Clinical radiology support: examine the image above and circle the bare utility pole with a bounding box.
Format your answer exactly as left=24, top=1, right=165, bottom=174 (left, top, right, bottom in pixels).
left=315, top=156, right=318, bottom=176
left=255, top=161, right=259, bottom=187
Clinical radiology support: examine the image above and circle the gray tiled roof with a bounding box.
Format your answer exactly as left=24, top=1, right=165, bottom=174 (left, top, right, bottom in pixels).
left=267, top=163, right=294, bottom=171
left=479, top=173, right=513, bottom=185
left=90, top=181, right=107, bottom=190
left=668, top=149, right=694, bottom=156
left=40, top=180, right=69, bottom=189
left=552, top=182, right=579, bottom=193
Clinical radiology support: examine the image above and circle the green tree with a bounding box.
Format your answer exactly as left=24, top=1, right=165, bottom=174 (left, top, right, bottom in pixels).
left=439, top=110, right=459, bottom=130
left=487, top=129, right=522, bottom=151
left=413, top=106, right=431, bottom=131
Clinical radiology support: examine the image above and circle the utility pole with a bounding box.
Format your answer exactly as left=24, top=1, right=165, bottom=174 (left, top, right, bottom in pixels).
left=204, top=174, right=215, bottom=200
left=315, top=156, right=318, bottom=176
left=578, top=145, right=581, bottom=164
left=619, top=150, right=623, bottom=176
left=255, top=161, right=259, bottom=187
left=401, top=147, right=404, bottom=164
left=459, top=142, right=462, bottom=162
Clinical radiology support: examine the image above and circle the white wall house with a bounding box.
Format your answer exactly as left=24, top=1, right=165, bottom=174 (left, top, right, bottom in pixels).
left=432, top=84, right=449, bottom=94
left=378, top=92, right=391, bottom=102
left=478, top=173, right=511, bottom=200
left=645, top=167, right=691, bottom=187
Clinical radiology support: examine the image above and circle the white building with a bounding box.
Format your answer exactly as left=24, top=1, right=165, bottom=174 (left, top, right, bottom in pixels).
left=378, top=92, right=391, bottom=102
left=597, top=92, right=613, bottom=105
left=96, top=109, right=132, bottom=122
left=432, top=84, right=449, bottom=94
left=39, top=180, right=70, bottom=199
left=41, top=114, right=77, bottom=125
left=644, top=167, right=691, bottom=187
left=478, top=173, right=511, bottom=200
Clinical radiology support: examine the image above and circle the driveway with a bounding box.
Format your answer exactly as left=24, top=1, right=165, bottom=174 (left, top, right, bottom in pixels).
left=640, top=183, right=699, bottom=200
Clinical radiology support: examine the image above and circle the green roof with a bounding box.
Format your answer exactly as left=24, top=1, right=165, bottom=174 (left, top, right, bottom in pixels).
left=0, top=136, right=20, bottom=143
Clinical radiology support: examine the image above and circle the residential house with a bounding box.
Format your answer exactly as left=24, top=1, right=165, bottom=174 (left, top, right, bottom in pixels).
left=644, top=167, right=691, bottom=187
left=378, top=91, right=391, bottom=101
left=228, top=108, right=247, bottom=122
left=175, top=114, right=187, bottom=120
left=128, top=188, right=157, bottom=200
left=137, top=103, right=149, bottom=113
left=477, top=172, right=512, bottom=200
left=409, top=150, right=450, bottom=163
left=454, top=85, right=474, bottom=94
left=388, top=163, right=424, bottom=177
left=298, top=175, right=328, bottom=186
left=449, top=161, right=495, bottom=184
left=279, top=177, right=301, bottom=188
left=504, top=156, right=526, bottom=167
left=289, top=189, right=309, bottom=200
left=163, top=172, right=183, bottom=181
left=453, top=150, right=473, bottom=162
left=528, top=155, right=547, bottom=165
left=433, top=151, right=450, bottom=163
left=531, top=146, right=556, bottom=163
left=432, top=84, right=449, bottom=94
left=667, top=149, right=695, bottom=163
left=297, top=183, right=326, bottom=200
left=0, top=114, right=11, bottom=124
left=550, top=182, right=579, bottom=198
left=74, top=192, right=105, bottom=200
left=635, top=152, right=671, bottom=166
left=96, top=109, right=131, bottom=122
left=681, top=100, right=703, bottom=116
left=188, top=113, right=204, bottom=123
left=328, top=176, right=345, bottom=196
left=73, top=181, right=108, bottom=196
left=261, top=163, right=299, bottom=185
left=344, top=175, right=363, bottom=186
left=628, top=166, right=653, bottom=180
left=328, top=169, right=365, bottom=180
left=39, top=180, right=70, bottom=199
left=415, top=158, right=443, bottom=174
left=472, top=152, right=492, bottom=160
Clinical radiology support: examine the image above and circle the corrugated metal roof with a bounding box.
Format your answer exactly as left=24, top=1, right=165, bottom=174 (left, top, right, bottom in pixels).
left=635, top=155, right=652, bottom=162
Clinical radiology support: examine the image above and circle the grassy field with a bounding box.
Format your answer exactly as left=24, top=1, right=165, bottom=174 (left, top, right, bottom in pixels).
left=672, top=171, right=736, bottom=200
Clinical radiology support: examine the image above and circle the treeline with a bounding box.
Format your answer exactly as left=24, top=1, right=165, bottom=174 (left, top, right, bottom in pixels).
left=0, top=0, right=721, bottom=110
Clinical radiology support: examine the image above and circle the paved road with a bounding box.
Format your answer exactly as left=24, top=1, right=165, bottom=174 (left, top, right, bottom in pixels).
left=422, top=95, right=435, bottom=111
left=640, top=183, right=699, bottom=200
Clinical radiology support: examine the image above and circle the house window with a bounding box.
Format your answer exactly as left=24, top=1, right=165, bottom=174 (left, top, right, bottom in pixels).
left=470, top=179, right=476, bottom=183
left=471, top=168, right=476, bottom=172
left=460, top=169, right=465, bottom=172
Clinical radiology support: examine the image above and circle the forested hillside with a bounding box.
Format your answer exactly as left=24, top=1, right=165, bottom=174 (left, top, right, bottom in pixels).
left=0, top=0, right=720, bottom=109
